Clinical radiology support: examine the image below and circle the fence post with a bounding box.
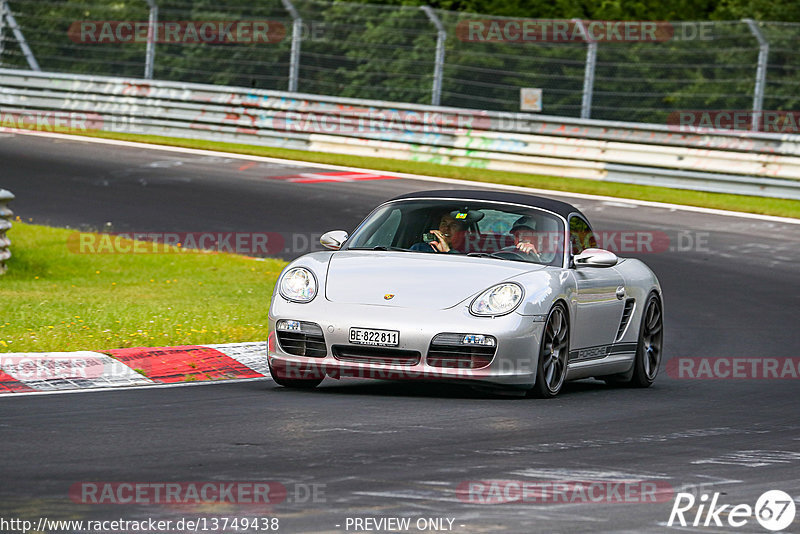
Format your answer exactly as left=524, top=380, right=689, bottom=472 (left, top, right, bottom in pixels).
left=0, top=189, right=14, bottom=275
left=572, top=19, right=596, bottom=120
left=144, top=0, right=158, bottom=79
left=420, top=6, right=446, bottom=107
left=744, top=19, right=769, bottom=132
left=281, top=0, right=302, bottom=92
left=0, top=1, right=6, bottom=66
left=2, top=0, right=39, bottom=71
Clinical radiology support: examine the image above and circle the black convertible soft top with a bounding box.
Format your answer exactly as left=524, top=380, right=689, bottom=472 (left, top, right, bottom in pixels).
left=389, top=189, right=586, bottom=220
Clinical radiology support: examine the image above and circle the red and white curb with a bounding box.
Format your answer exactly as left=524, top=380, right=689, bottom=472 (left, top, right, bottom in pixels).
left=0, top=341, right=271, bottom=395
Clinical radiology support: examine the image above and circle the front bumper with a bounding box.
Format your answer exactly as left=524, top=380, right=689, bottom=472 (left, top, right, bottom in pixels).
left=268, top=298, right=545, bottom=388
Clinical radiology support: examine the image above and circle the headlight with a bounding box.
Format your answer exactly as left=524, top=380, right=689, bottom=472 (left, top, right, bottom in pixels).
left=470, top=283, right=523, bottom=316
left=279, top=267, right=317, bottom=303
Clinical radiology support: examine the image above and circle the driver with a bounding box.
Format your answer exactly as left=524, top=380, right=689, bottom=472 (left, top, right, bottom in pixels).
left=508, top=216, right=540, bottom=256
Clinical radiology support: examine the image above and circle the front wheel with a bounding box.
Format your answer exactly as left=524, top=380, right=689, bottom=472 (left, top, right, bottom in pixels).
left=530, top=303, right=570, bottom=398
left=268, top=359, right=323, bottom=389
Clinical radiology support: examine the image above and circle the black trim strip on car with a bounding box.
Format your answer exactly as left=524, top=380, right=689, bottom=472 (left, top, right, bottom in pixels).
left=568, top=342, right=638, bottom=363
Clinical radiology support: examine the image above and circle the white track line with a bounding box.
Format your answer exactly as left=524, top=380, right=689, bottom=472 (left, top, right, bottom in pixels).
left=10, top=129, right=800, bottom=225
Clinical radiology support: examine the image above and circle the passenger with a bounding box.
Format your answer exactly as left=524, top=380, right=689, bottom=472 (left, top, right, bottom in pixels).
left=411, top=213, right=465, bottom=253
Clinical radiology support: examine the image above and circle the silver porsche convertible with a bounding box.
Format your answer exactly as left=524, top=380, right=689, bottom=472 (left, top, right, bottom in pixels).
left=267, top=190, right=663, bottom=397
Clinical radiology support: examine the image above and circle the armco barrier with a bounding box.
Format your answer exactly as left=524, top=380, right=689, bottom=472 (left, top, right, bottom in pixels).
left=0, top=189, right=14, bottom=274
left=2, top=68, right=800, bottom=199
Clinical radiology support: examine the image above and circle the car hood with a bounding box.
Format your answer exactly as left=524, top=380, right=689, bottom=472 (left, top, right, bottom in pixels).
left=325, top=251, right=543, bottom=310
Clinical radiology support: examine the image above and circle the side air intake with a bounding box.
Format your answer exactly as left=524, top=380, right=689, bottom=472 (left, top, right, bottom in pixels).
left=615, top=299, right=636, bottom=341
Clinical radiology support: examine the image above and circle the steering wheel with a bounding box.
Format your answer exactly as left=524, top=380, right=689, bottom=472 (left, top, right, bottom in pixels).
left=492, top=250, right=531, bottom=261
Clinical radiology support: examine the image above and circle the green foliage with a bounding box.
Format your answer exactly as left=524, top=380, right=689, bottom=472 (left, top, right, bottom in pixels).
left=3, top=0, right=149, bottom=76
left=3, top=0, right=798, bottom=122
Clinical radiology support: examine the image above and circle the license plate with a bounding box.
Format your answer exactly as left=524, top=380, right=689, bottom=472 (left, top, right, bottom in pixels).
left=349, top=327, right=399, bottom=347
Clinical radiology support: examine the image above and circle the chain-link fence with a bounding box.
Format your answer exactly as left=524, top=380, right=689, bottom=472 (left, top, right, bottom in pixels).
left=1, top=0, right=799, bottom=127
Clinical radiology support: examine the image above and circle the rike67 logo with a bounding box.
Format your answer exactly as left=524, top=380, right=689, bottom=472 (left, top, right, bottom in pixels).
left=668, top=490, right=796, bottom=531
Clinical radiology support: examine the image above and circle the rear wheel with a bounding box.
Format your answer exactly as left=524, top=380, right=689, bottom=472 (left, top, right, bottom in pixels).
left=604, top=293, right=663, bottom=387
left=268, top=359, right=323, bottom=389
left=531, top=303, right=570, bottom=398
left=630, top=294, right=663, bottom=387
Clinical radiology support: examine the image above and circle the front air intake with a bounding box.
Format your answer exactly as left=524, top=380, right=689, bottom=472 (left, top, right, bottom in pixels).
left=275, top=321, right=327, bottom=357
left=332, top=345, right=421, bottom=366
left=427, top=333, right=497, bottom=369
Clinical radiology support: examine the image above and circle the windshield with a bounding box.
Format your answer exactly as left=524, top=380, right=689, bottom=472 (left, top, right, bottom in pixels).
left=345, top=199, right=566, bottom=266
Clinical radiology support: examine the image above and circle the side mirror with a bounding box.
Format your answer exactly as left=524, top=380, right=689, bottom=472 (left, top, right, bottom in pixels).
left=320, top=230, right=349, bottom=251
left=574, top=248, right=618, bottom=267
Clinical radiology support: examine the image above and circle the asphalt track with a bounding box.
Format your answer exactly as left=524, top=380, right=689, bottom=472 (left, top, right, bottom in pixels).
left=1, top=131, right=800, bottom=533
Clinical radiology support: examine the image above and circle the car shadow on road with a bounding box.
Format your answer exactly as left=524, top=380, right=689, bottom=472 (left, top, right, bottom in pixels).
left=267, top=377, right=623, bottom=400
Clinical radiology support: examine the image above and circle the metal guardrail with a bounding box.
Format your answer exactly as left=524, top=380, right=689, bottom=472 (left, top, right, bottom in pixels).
left=0, top=189, right=14, bottom=274
left=2, top=68, right=800, bottom=200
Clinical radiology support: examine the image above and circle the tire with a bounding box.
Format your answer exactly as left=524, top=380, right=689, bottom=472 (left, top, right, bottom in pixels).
left=629, top=293, right=663, bottom=387
left=268, top=359, right=323, bottom=389
left=530, top=302, right=570, bottom=398
left=604, top=293, right=663, bottom=388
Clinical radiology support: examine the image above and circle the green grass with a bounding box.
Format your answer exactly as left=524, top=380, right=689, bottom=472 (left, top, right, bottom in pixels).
left=67, top=129, right=800, bottom=220
left=0, top=222, right=286, bottom=353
